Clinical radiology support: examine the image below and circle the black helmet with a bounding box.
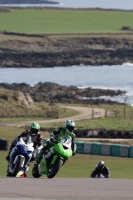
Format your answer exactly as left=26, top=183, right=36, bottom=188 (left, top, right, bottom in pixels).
left=30, top=122, right=40, bottom=135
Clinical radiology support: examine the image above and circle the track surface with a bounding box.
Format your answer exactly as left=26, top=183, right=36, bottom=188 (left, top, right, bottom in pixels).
left=0, top=177, right=133, bottom=200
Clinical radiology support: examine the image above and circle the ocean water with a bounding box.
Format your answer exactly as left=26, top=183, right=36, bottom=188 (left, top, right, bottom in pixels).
left=0, top=63, right=133, bottom=105
left=1, top=0, right=133, bottom=10
left=0, top=1, right=133, bottom=104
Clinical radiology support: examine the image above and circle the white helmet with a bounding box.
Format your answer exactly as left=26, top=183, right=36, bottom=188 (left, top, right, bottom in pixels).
left=64, top=120, right=75, bottom=133
left=98, top=160, right=105, bottom=167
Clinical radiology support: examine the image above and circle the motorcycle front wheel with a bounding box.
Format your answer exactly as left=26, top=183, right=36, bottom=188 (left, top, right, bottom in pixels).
left=32, top=164, right=41, bottom=178
left=12, top=156, right=25, bottom=177
left=47, top=157, right=63, bottom=179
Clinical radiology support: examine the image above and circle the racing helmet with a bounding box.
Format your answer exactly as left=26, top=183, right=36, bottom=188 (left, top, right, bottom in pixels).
left=98, top=160, right=105, bottom=168
left=64, top=120, right=75, bottom=133
left=30, top=122, right=40, bottom=135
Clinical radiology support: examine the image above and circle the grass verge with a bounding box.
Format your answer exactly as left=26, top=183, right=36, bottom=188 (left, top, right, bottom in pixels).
left=1, top=103, right=133, bottom=178
left=1, top=152, right=133, bottom=178
left=1, top=104, right=133, bottom=142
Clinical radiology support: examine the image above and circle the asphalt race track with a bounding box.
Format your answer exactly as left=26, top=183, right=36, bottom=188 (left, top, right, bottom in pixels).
left=0, top=177, right=133, bottom=200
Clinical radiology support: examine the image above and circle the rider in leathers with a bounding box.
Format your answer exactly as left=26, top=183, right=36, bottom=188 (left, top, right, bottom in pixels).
left=33, top=120, right=76, bottom=170
left=90, top=160, right=111, bottom=178
left=7, top=122, right=42, bottom=176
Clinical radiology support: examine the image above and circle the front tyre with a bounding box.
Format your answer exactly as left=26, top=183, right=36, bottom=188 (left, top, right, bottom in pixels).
left=32, top=164, right=41, bottom=178
left=12, top=157, right=24, bottom=177
left=47, top=157, right=63, bottom=179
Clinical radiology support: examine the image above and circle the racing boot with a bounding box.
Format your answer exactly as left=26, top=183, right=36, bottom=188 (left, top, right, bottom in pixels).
left=6, top=151, right=11, bottom=161
left=33, top=148, right=44, bottom=171
left=35, top=141, right=52, bottom=164
left=7, top=172, right=13, bottom=177
left=6, top=155, right=10, bottom=161
left=7, top=165, right=13, bottom=177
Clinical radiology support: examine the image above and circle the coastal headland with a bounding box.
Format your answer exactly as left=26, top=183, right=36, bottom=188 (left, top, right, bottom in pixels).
left=0, top=7, right=133, bottom=67
left=0, top=32, right=133, bottom=67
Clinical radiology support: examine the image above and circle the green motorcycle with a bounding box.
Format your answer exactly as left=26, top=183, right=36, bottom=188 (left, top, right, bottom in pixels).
left=32, top=135, right=73, bottom=178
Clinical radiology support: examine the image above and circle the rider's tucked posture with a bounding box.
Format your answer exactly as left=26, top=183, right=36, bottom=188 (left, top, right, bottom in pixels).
left=33, top=120, right=76, bottom=170
left=90, top=160, right=111, bottom=178
left=7, top=122, right=42, bottom=176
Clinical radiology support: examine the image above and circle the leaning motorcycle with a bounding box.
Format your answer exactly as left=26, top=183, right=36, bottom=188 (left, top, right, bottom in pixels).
left=95, top=174, right=106, bottom=178
left=32, top=135, right=73, bottom=178
left=10, top=137, right=34, bottom=177
left=90, top=172, right=110, bottom=178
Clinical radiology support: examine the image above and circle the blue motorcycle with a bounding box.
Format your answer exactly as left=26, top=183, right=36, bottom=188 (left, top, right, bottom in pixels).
left=11, top=137, right=34, bottom=177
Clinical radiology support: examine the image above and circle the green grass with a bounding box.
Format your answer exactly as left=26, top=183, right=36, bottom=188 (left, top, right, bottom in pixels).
left=0, top=9, right=133, bottom=33
left=0, top=108, right=78, bottom=122
left=76, top=118, right=133, bottom=130
left=0, top=100, right=78, bottom=121
left=1, top=103, right=133, bottom=178
left=38, top=117, right=133, bottom=131
left=1, top=104, right=133, bottom=143
left=1, top=152, right=133, bottom=178
left=2, top=117, right=133, bottom=144
left=58, top=154, right=133, bottom=178
left=36, top=104, right=133, bottom=131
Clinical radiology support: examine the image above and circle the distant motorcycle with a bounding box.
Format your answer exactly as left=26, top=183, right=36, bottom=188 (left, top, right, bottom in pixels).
left=32, top=135, right=73, bottom=179
left=90, top=171, right=110, bottom=178
left=10, top=137, right=34, bottom=177
left=95, top=174, right=106, bottom=178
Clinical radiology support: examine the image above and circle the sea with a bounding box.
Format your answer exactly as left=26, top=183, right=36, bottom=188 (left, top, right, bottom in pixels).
left=0, top=1, right=133, bottom=105
left=0, top=63, right=133, bottom=105
left=1, top=0, right=133, bottom=10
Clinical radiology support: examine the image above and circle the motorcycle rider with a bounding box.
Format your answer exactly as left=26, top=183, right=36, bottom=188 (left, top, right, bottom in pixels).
left=6, top=122, right=43, bottom=176
left=90, top=160, right=111, bottom=178
left=33, top=119, right=76, bottom=171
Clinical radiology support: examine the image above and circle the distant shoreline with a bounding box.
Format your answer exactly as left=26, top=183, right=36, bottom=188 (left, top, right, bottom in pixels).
left=0, top=0, right=59, bottom=4
left=1, top=0, right=133, bottom=11
left=1, top=6, right=133, bottom=11
left=0, top=32, right=133, bottom=68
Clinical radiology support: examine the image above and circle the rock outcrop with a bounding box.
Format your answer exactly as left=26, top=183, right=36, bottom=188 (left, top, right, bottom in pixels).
left=0, top=82, right=126, bottom=105
left=0, top=89, right=34, bottom=107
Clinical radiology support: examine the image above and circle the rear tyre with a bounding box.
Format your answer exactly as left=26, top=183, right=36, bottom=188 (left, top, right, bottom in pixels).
left=47, top=158, right=63, bottom=179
